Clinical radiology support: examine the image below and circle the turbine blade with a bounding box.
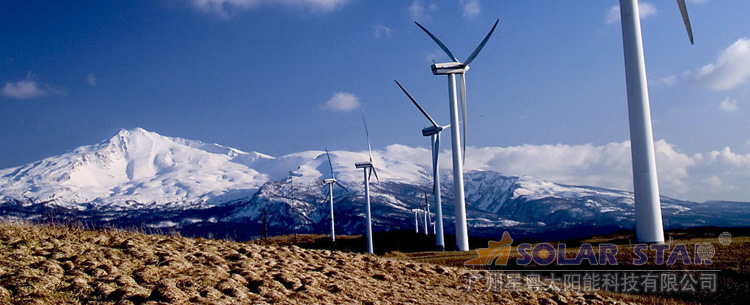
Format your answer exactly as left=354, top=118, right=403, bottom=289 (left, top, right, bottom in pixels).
left=334, top=181, right=350, bottom=193
left=395, top=80, right=439, bottom=127
left=463, top=19, right=499, bottom=66
left=415, top=22, right=459, bottom=63
left=371, top=167, right=380, bottom=183
left=323, top=187, right=331, bottom=204
left=363, top=117, right=373, bottom=163
left=325, top=148, right=335, bottom=180
left=459, top=74, right=468, bottom=164
left=676, top=0, right=694, bottom=45
left=441, top=114, right=483, bottom=131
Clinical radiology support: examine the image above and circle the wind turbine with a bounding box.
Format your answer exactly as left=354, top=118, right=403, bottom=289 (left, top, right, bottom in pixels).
left=425, top=192, right=433, bottom=235
left=414, top=209, right=420, bottom=233
left=354, top=118, right=379, bottom=254
left=422, top=194, right=428, bottom=236
left=415, top=19, right=499, bottom=251
left=395, top=80, right=447, bottom=250
left=322, top=148, right=349, bottom=243
left=618, top=0, right=693, bottom=243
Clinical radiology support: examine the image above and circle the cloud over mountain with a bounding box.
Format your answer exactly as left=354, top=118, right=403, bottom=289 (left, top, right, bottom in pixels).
left=1, top=129, right=747, bottom=206
left=454, top=140, right=748, bottom=202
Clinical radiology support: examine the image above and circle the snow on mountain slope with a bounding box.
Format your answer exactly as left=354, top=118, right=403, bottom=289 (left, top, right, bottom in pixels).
left=0, top=129, right=434, bottom=211
left=0, top=128, right=271, bottom=209
left=0, top=127, right=676, bottom=216
left=2, top=128, right=748, bottom=241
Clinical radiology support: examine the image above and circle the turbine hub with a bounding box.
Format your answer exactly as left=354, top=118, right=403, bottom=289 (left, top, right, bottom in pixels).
left=431, top=62, right=468, bottom=75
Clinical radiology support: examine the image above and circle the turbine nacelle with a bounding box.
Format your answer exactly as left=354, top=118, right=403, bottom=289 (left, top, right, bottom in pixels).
left=431, top=62, right=469, bottom=75
left=323, top=178, right=337, bottom=184
left=355, top=161, right=373, bottom=169
left=422, top=125, right=443, bottom=136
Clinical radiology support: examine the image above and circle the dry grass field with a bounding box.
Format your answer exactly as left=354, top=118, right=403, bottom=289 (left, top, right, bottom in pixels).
left=387, top=229, right=750, bottom=305
left=0, top=221, right=656, bottom=305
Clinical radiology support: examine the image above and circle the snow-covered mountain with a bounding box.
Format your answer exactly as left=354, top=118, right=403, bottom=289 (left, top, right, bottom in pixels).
left=1, top=128, right=748, bottom=241
left=0, top=128, right=275, bottom=210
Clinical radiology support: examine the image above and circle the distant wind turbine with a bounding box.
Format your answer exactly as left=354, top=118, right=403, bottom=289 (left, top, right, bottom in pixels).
left=618, top=0, right=693, bottom=243
left=354, top=118, right=379, bottom=254
left=425, top=192, right=433, bottom=235
left=415, top=19, right=499, bottom=251
left=395, top=80, right=447, bottom=250
left=422, top=194, right=428, bottom=236
left=322, top=148, right=349, bottom=243
left=414, top=209, right=419, bottom=233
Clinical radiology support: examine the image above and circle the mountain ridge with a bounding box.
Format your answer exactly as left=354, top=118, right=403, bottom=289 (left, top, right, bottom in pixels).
left=1, top=128, right=748, bottom=240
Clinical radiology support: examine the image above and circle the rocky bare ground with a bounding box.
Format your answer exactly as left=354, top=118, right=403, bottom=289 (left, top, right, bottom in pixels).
left=0, top=221, right=656, bottom=304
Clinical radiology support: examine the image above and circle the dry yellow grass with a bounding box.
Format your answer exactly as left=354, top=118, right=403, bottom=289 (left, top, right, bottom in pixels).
left=390, top=230, right=750, bottom=305
left=0, top=221, right=647, bottom=304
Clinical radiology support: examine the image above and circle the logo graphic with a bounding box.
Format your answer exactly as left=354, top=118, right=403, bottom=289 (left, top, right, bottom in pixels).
left=719, top=232, right=732, bottom=246
left=465, top=231, right=513, bottom=266
left=464, top=231, right=715, bottom=267
left=697, top=242, right=715, bottom=261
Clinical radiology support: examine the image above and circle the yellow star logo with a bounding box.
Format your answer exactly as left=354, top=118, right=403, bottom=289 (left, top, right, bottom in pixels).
left=464, top=231, right=513, bottom=266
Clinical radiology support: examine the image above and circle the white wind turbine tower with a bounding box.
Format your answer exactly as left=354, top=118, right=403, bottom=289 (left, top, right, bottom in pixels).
left=415, top=19, right=499, bottom=251
left=354, top=118, right=379, bottom=254
left=414, top=209, right=419, bottom=233
left=422, top=194, right=429, bottom=236
left=618, top=0, right=693, bottom=243
left=395, top=80, right=447, bottom=250
left=425, top=193, right=433, bottom=235
left=322, top=148, right=349, bottom=243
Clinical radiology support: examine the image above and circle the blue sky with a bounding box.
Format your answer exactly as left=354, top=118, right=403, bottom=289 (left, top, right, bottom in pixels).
left=2, top=0, right=750, bottom=201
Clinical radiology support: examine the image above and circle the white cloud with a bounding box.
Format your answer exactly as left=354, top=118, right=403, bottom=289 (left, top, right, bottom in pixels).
left=336, top=139, right=749, bottom=202
left=464, top=142, right=634, bottom=192
left=395, top=139, right=749, bottom=202
left=638, top=2, right=658, bottom=18
left=321, top=92, right=360, bottom=112
left=373, top=23, right=392, bottom=39
left=654, top=75, right=677, bottom=87
left=87, top=73, right=97, bottom=86
left=1, top=79, right=47, bottom=99
left=691, top=38, right=750, bottom=91
left=283, top=0, right=349, bottom=12
left=719, top=97, right=738, bottom=112
left=461, top=0, right=480, bottom=18
left=189, top=0, right=349, bottom=19
left=409, top=0, right=425, bottom=20
left=605, top=2, right=657, bottom=24
left=409, top=0, right=436, bottom=20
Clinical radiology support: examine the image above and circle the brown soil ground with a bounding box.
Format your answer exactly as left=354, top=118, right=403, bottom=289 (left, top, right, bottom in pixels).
left=0, top=221, right=661, bottom=305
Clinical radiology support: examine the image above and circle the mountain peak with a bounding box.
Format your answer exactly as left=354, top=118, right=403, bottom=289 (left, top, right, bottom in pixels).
left=0, top=128, right=270, bottom=209
left=110, top=127, right=161, bottom=144
left=102, top=128, right=174, bottom=162
left=120, top=127, right=148, bottom=135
